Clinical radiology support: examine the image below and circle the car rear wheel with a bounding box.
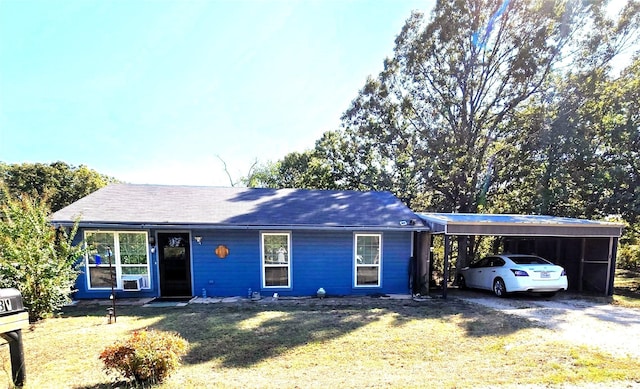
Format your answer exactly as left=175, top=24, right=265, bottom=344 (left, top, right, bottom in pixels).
left=493, top=278, right=507, bottom=298
left=457, top=274, right=467, bottom=289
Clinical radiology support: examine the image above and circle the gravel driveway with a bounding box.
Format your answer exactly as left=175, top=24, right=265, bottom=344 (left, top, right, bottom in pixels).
left=453, top=290, right=640, bottom=359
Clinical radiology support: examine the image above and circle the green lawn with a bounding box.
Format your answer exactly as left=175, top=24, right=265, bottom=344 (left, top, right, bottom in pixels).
left=613, top=269, right=640, bottom=307
left=2, top=296, right=640, bottom=389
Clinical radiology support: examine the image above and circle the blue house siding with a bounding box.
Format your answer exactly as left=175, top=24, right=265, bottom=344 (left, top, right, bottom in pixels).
left=71, top=227, right=414, bottom=299
left=290, top=230, right=353, bottom=296
left=191, top=229, right=261, bottom=298
left=289, top=230, right=412, bottom=296
left=380, top=231, right=413, bottom=294
left=190, top=229, right=414, bottom=298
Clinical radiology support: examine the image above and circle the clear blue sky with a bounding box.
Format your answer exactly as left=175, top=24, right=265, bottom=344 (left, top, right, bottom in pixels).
left=0, top=0, right=434, bottom=186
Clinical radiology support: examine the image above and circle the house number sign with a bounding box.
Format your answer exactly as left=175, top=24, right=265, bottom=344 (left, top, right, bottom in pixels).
left=0, top=298, right=12, bottom=312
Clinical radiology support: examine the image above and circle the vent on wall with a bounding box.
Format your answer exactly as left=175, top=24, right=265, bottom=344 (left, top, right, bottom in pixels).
left=122, top=276, right=144, bottom=291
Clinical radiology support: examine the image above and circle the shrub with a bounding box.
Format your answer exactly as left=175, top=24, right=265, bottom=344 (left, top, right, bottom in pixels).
left=0, top=190, right=84, bottom=322
left=99, top=329, right=188, bottom=384
left=618, top=244, right=640, bottom=271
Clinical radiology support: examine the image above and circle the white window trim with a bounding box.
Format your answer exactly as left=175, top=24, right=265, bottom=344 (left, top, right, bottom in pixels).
left=84, top=231, right=151, bottom=290
left=261, top=231, right=292, bottom=289
left=354, top=233, right=382, bottom=287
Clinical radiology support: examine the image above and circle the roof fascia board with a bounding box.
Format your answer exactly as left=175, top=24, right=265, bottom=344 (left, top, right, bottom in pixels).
left=444, top=223, right=622, bottom=237
left=52, top=221, right=427, bottom=232
left=444, top=221, right=624, bottom=228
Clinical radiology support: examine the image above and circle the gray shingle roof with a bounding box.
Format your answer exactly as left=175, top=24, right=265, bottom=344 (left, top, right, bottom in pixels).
left=50, top=184, right=423, bottom=229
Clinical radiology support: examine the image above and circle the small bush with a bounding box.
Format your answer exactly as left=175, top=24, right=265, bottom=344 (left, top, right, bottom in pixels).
left=0, top=191, right=84, bottom=322
left=99, top=329, right=188, bottom=384
left=618, top=244, right=640, bottom=271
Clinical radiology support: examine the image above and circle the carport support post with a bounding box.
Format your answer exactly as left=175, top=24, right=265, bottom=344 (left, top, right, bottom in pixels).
left=1, top=330, right=26, bottom=387
left=605, top=237, right=614, bottom=296
left=443, top=235, right=450, bottom=299
left=579, top=238, right=586, bottom=292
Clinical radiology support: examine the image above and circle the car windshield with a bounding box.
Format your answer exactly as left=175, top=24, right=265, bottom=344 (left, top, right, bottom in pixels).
left=508, top=255, right=551, bottom=265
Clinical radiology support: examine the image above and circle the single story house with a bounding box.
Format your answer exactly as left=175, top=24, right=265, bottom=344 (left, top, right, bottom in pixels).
left=50, top=184, right=425, bottom=299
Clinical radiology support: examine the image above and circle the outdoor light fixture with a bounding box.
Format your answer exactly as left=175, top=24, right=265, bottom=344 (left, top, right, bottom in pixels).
left=194, top=236, right=203, bottom=245
left=148, top=236, right=156, bottom=254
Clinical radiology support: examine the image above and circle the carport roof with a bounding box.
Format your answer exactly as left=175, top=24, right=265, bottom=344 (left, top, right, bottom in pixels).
left=417, top=213, right=624, bottom=237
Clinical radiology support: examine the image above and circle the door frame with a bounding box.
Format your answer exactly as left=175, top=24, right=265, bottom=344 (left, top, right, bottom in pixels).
left=156, top=231, right=194, bottom=297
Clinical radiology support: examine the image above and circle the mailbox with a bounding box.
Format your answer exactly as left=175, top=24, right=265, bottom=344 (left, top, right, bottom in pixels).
left=0, top=288, right=26, bottom=314
left=0, top=288, right=28, bottom=386
left=0, top=288, right=28, bottom=333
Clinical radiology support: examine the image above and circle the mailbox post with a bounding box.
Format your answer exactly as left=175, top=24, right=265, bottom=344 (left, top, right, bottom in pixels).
left=0, top=288, right=29, bottom=387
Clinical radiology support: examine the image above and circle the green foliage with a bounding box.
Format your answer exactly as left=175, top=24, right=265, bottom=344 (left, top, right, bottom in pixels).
left=258, top=1, right=640, bottom=220
left=601, top=56, right=640, bottom=224
left=618, top=244, right=640, bottom=271
left=254, top=2, right=640, bottom=269
left=0, top=188, right=84, bottom=322
left=618, top=222, right=640, bottom=271
left=100, top=329, right=188, bottom=384
left=244, top=148, right=339, bottom=190
left=490, top=51, right=640, bottom=221
left=0, top=161, right=116, bottom=212
left=327, top=0, right=596, bottom=213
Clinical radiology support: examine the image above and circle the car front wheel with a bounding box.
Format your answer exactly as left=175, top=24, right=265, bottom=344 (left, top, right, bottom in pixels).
left=493, top=278, right=507, bottom=298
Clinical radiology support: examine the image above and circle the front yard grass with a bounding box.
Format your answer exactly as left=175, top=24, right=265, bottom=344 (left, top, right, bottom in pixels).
left=2, top=297, right=640, bottom=388
left=613, top=269, right=640, bottom=307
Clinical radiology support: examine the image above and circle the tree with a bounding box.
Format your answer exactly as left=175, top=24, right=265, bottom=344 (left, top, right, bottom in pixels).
left=489, top=2, right=640, bottom=221
left=335, top=0, right=593, bottom=213
left=0, top=189, right=84, bottom=322
left=0, top=161, right=116, bottom=212
left=243, top=145, right=341, bottom=190
left=261, top=1, right=639, bottom=270
left=601, top=56, right=640, bottom=225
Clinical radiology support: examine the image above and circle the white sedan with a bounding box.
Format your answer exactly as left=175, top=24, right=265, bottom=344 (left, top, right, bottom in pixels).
left=457, top=254, right=568, bottom=297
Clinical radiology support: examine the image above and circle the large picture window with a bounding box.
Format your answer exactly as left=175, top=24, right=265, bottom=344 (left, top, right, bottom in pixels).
left=261, top=232, right=291, bottom=288
left=85, top=231, right=150, bottom=290
left=355, top=233, right=381, bottom=287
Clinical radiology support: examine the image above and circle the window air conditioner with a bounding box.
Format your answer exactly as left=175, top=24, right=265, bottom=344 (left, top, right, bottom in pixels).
left=122, top=276, right=144, bottom=291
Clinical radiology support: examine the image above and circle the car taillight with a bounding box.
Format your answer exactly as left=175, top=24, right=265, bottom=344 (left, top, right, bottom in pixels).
left=510, top=269, right=529, bottom=277
left=561, top=269, right=566, bottom=276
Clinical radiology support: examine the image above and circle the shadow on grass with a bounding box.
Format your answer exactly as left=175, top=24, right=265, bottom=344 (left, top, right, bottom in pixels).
left=75, top=381, right=130, bottom=389
left=611, top=270, right=640, bottom=310
left=60, top=297, right=538, bottom=372
left=141, top=299, right=535, bottom=368
left=616, top=270, right=640, bottom=279
left=615, top=288, right=640, bottom=299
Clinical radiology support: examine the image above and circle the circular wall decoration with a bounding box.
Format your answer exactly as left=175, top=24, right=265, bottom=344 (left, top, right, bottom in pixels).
left=215, top=245, right=229, bottom=259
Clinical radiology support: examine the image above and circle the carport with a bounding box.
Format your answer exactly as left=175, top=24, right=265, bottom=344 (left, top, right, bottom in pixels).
left=413, top=213, right=625, bottom=297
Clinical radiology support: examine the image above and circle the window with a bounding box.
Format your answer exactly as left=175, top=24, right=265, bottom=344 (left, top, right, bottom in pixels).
left=85, top=231, right=150, bottom=290
left=355, top=233, right=381, bottom=287
left=261, top=232, right=291, bottom=288
left=470, top=257, right=490, bottom=268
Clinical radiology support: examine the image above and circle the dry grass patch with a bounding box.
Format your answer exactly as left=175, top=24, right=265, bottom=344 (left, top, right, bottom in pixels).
left=2, top=298, right=640, bottom=388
